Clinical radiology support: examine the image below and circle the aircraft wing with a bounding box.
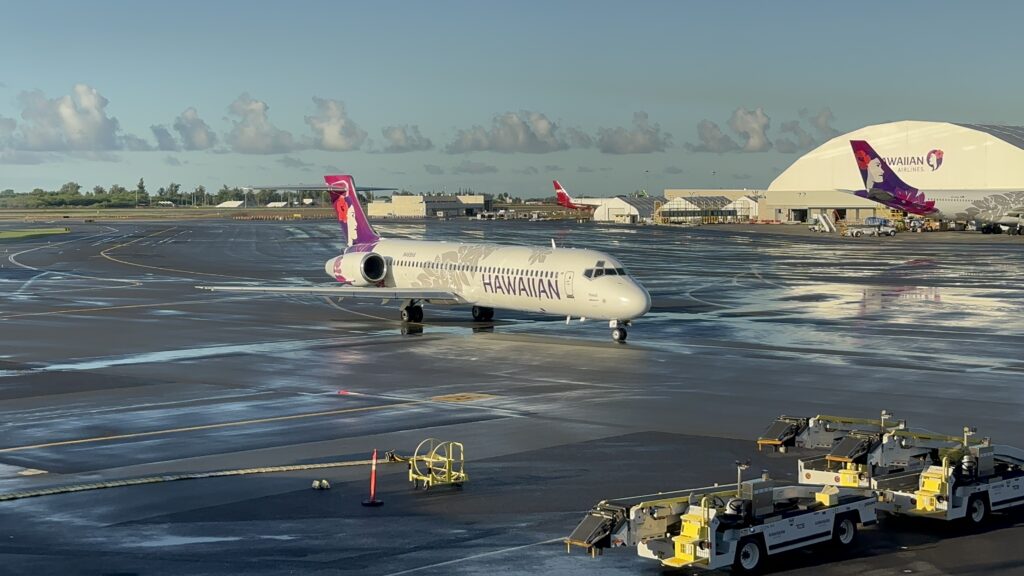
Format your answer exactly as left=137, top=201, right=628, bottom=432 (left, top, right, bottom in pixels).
left=197, top=284, right=464, bottom=303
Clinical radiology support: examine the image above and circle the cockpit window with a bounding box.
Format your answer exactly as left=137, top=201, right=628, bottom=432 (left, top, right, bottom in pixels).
left=583, top=266, right=629, bottom=279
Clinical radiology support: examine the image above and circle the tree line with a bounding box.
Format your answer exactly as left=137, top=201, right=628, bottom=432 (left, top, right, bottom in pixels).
left=0, top=179, right=308, bottom=209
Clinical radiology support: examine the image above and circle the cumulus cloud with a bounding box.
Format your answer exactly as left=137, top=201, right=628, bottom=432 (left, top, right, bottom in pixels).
left=685, top=107, right=771, bottom=153
left=801, top=107, right=840, bottom=139
left=150, top=125, right=178, bottom=151
left=0, top=115, right=15, bottom=147
left=17, top=84, right=121, bottom=151
left=728, top=107, right=772, bottom=152
left=446, top=111, right=570, bottom=154
left=304, top=97, right=367, bottom=151
left=277, top=156, right=313, bottom=169
left=664, top=165, right=684, bottom=174
left=452, top=160, right=498, bottom=174
left=227, top=94, right=298, bottom=154
left=121, top=133, right=153, bottom=151
left=597, top=112, right=671, bottom=154
left=380, top=124, right=432, bottom=153
left=774, top=119, right=815, bottom=154
left=173, top=107, right=217, bottom=150
left=684, top=119, right=740, bottom=153
left=424, top=164, right=444, bottom=175
left=567, top=127, right=593, bottom=148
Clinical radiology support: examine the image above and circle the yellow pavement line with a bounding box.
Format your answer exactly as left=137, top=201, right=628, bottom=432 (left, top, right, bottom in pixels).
left=0, top=295, right=253, bottom=320
left=99, top=226, right=259, bottom=280
left=0, top=457, right=395, bottom=502
left=0, top=401, right=420, bottom=453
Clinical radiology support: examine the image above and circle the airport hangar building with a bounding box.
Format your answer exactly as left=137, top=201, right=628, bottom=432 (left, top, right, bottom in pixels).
left=665, top=120, right=1024, bottom=223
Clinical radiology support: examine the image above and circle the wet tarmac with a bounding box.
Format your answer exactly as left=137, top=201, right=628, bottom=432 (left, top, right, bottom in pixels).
left=1, top=218, right=1023, bottom=575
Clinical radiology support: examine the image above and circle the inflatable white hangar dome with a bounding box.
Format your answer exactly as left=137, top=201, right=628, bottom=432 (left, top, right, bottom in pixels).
left=763, top=121, right=1024, bottom=221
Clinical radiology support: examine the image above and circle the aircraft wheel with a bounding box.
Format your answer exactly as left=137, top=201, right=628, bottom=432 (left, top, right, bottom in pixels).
left=611, top=327, right=628, bottom=343
left=483, top=307, right=494, bottom=321
left=472, top=306, right=485, bottom=321
left=401, top=307, right=412, bottom=322
left=410, top=305, right=424, bottom=323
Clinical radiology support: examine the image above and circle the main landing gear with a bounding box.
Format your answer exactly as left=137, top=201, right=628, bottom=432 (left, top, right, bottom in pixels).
left=401, top=303, right=424, bottom=323
left=471, top=306, right=494, bottom=321
left=610, top=320, right=630, bottom=343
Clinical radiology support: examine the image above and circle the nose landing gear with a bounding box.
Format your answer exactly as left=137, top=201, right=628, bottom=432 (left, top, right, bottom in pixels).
left=609, top=320, right=630, bottom=343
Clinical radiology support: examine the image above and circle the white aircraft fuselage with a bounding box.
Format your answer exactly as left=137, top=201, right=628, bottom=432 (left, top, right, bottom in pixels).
left=910, top=189, right=1024, bottom=226
left=325, top=238, right=650, bottom=321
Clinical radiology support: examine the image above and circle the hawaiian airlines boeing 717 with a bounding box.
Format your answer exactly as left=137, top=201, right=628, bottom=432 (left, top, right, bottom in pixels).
left=201, top=175, right=650, bottom=342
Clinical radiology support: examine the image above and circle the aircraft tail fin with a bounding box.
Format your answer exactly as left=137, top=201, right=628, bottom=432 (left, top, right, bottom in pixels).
left=849, top=141, right=937, bottom=216
left=554, top=180, right=587, bottom=210
left=324, top=175, right=380, bottom=247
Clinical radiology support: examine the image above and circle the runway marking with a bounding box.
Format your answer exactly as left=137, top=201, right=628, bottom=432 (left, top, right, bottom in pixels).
left=99, top=226, right=262, bottom=280
left=0, top=401, right=421, bottom=453
left=0, top=295, right=252, bottom=320
left=7, top=225, right=140, bottom=288
left=431, top=393, right=497, bottom=403
left=380, top=538, right=562, bottom=576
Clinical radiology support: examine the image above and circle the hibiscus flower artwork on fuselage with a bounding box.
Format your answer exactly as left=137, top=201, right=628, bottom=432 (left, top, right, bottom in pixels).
left=851, top=141, right=938, bottom=216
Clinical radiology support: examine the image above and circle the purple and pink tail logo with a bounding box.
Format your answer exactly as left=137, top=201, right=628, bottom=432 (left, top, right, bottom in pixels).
left=926, top=149, right=944, bottom=171
left=850, top=141, right=937, bottom=216
left=324, top=174, right=380, bottom=248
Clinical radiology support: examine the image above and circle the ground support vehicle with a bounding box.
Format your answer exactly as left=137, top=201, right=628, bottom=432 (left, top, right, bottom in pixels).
left=567, top=471, right=877, bottom=573
left=761, top=412, right=1024, bottom=525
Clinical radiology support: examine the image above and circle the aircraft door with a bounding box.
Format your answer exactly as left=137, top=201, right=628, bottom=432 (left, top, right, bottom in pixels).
left=565, top=271, right=574, bottom=298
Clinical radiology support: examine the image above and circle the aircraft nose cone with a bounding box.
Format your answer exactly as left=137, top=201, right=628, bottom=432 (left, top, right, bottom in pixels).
left=616, top=281, right=651, bottom=319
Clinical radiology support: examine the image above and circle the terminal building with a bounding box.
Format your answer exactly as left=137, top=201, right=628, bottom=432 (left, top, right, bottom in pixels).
left=367, top=194, right=491, bottom=218
left=664, top=120, right=1024, bottom=223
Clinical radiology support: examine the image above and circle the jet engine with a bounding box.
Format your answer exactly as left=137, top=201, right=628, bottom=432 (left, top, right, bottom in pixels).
left=325, top=252, right=387, bottom=286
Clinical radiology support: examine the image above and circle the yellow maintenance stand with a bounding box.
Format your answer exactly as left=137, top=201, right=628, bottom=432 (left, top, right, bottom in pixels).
left=408, top=438, right=467, bottom=490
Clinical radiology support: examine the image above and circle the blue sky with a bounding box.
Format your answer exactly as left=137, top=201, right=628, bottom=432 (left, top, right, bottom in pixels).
left=1, top=0, right=1021, bottom=197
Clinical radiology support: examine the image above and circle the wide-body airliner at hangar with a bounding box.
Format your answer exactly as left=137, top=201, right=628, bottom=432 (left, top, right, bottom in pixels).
left=849, top=139, right=1024, bottom=233
left=202, top=175, right=651, bottom=342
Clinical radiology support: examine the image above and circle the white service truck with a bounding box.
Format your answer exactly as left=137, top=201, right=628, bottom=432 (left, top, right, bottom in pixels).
left=567, top=473, right=877, bottom=573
